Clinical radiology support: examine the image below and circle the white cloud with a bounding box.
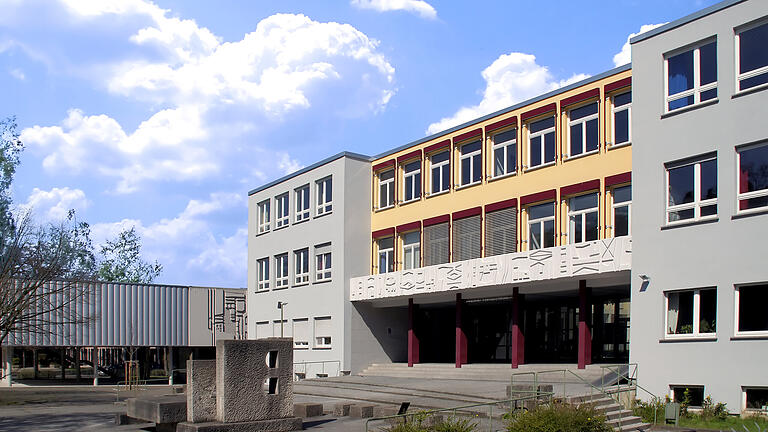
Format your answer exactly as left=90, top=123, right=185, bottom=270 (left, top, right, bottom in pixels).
left=426, top=53, right=589, bottom=135
left=182, top=192, right=245, bottom=218
left=351, top=0, right=437, bottom=19
left=278, top=154, right=303, bottom=175
left=188, top=228, right=247, bottom=275
left=613, top=23, right=667, bottom=67
left=9, top=68, right=25, bottom=80
left=20, top=187, right=89, bottom=221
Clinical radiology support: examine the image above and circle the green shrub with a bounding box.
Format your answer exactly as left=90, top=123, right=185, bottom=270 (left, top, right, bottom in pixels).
left=632, top=398, right=665, bottom=424
left=505, top=402, right=612, bottom=432
left=382, top=412, right=477, bottom=432
left=700, top=395, right=728, bottom=421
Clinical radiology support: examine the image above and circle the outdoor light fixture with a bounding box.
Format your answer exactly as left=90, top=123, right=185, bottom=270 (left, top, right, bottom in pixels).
left=277, top=302, right=287, bottom=337
left=638, top=274, right=650, bottom=292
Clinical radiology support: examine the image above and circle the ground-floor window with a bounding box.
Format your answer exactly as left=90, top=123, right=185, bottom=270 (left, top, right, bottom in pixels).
left=671, top=386, right=705, bottom=408
left=293, top=318, right=309, bottom=349
left=665, top=288, right=716, bottom=337
left=745, top=387, right=768, bottom=410
left=735, top=284, right=768, bottom=335
left=314, top=316, right=332, bottom=348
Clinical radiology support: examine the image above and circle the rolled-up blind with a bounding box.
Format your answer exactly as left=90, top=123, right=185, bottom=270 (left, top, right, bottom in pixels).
left=453, top=215, right=481, bottom=261
left=293, top=319, right=309, bottom=346
left=256, top=321, right=270, bottom=339
left=423, top=222, right=450, bottom=266
left=486, top=207, right=517, bottom=256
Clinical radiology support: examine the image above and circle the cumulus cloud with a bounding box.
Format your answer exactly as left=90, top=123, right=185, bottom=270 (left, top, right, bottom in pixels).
left=8, top=68, right=25, bottom=80
left=613, top=23, right=667, bottom=67
left=351, top=0, right=437, bottom=19
left=426, top=53, right=589, bottom=135
left=20, top=187, right=89, bottom=221
left=278, top=154, right=303, bottom=175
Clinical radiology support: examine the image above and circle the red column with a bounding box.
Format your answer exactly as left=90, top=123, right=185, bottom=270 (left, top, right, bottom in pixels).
left=578, top=280, right=592, bottom=369
left=511, top=287, right=525, bottom=368
left=408, top=298, right=419, bottom=367
left=455, top=293, right=467, bottom=368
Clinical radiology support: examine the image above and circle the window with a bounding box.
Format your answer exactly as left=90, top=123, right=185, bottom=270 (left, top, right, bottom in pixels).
left=295, top=185, right=310, bottom=222
left=403, top=160, right=421, bottom=202
left=453, top=215, right=481, bottom=261
left=423, top=222, right=449, bottom=266
left=377, top=237, right=394, bottom=274
left=255, top=321, right=271, bottom=339
left=745, top=388, right=768, bottom=410
left=402, top=231, right=420, bottom=270
left=275, top=253, right=288, bottom=288
left=568, top=102, right=599, bottom=157
left=314, top=316, right=332, bottom=348
left=460, top=141, right=482, bottom=186
left=527, top=202, right=555, bottom=250
left=273, top=319, right=289, bottom=338
left=665, top=288, right=717, bottom=336
left=568, top=193, right=599, bottom=243
left=430, top=151, right=450, bottom=195
left=665, top=40, right=717, bottom=111
left=735, top=284, right=768, bottom=335
left=486, top=207, right=517, bottom=256
left=528, top=116, right=556, bottom=168
left=378, top=169, right=395, bottom=209
left=666, top=156, right=717, bottom=223
left=257, top=258, right=270, bottom=291
left=612, top=92, right=631, bottom=146
left=292, top=319, right=309, bottom=349
left=493, top=129, right=517, bottom=177
left=612, top=186, right=632, bottom=237
left=736, top=21, right=768, bottom=91
left=315, top=244, right=331, bottom=282
left=316, top=177, right=332, bottom=215
left=671, top=386, right=705, bottom=408
left=294, top=248, right=309, bottom=285
left=257, top=200, right=270, bottom=233
left=737, top=143, right=768, bottom=211
left=275, top=193, right=289, bottom=228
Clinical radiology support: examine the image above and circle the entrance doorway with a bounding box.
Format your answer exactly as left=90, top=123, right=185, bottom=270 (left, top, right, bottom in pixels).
left=525, top=301, right=579, bottom=363
left=592, top=298, right=630, bottom=363
left=417, top=305, right=454, bottom=363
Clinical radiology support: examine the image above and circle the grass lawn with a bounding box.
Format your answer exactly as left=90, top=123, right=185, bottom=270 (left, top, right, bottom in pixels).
left=676, top=414, right=768, bottom=431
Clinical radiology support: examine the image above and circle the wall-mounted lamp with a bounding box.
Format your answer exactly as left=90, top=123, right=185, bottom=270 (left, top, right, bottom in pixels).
left=277, top=301, right=288, bottom=337
left=638, top=274, right=650, bottom=292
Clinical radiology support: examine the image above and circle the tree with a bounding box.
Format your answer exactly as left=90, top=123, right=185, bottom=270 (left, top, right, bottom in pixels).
left=97, top=227, right=162, bottom=284
left=0, top=117, right=24, bottom=245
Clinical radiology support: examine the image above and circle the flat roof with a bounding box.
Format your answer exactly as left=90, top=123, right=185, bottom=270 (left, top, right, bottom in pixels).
left=630, top=0, right=746, bottom=44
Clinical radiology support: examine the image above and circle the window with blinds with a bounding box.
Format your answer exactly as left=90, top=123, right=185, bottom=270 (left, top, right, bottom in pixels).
left=314, top=316, right=332, bottom=348
left=423, top=222, right=450, bottom=266
left=453, top=215, right=481, bottom=261
left=485, top=207, right=517, bottom=256
left=293, top=318, right=309, bottom=348
left=255, top=321, right=270, bottom=339
left=272, top=320, right=289, bottom=338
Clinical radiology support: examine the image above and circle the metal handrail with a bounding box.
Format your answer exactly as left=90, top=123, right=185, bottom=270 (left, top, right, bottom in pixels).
left=293, top=360, right=341, bottom=379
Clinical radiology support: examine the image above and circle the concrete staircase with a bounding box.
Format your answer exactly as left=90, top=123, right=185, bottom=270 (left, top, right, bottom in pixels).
left=568, top=394, right=651, bottom=432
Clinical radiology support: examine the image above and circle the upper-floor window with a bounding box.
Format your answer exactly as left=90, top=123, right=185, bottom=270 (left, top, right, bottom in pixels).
left=257, top=257, right=270, bottom=291
left=453, top=214, right=481, bottom=261
left=665, top=40, right=717, bottom=112
left=315, top=244, right=332, bottom=282
left=612, top=92, right=631, bottom=146
left=735, top=284, right=768, bottom=335
left=528, top=116, right=556, bottom=168
left=430, top=151, right=450, bottom=195
left=295, top=185, right=310, bottom=222
left=486, top=206, right=517, bottom=256
left=378, top=169, right=394, bottom=209
left=736, top=20, right=768, bottom=91
left=275, top=253, right=288, bottom=288
left=258, top=200, right=271, bottom=234
left=493, top=129, right=517, bottom=178
left=403, top=161, right=421, bottom=203
left=402, top=231, right=420, bottom=270
left=377, top=237, right=394, bottom=274
left=737, top=142, right=768, bottom=212
left=294, top=248, right=309, bottom=285
left=568, top=193, right=599, bottom=243
left=527, top=202, right=555, bottom=250
left=460, top=141, right=482, bottom=186
left=666, top=156, right=717, bottom=224
left=275, top=193, right=289, bottom=228
left=316, top=177, right=332, bottom=215
left=568, top=102, right=599, bottom=157
left=666, top=288, right=717, bottom=337
left=612, top=185, right=632, bottom=237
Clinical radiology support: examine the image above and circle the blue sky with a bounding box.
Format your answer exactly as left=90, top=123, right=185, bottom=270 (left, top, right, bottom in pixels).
left=0, top=0, right=718, bottom=287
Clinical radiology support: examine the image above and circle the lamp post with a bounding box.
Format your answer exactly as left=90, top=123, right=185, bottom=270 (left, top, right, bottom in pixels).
left=277, top=302, right=287, bottom=337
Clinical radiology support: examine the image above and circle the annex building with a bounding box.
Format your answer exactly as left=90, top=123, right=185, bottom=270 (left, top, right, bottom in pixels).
left=248, top=0, right=768, bottom=414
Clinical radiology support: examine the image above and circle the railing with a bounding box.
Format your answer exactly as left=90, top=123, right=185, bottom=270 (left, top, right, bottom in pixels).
left=113, top=368, right=186, bottom=402
left=293, top=360, right=342, bottom=380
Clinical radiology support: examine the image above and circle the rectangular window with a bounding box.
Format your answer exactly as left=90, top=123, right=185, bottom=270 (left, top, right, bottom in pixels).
left=295, top=185, right=310, bottom=222
left=736, top=21, right=768, bottom=91
left=671, top=386, right=705, bottom=408
left=736, top=284, right=768, bottom=335
left=612, top=185, right=632, bottom=237
left=527, top=202, right=555, bottom=250
left=666, top=156, right=717, bottom=223
left=257, top=200, right=270, bottom=234
left=316, top=177, right=332, bottom=215
left=460, top=141, right=482, bottom=186
left=403, top=160, right=421, bottom=202
left=423, top=222, right=449, bottom=266
left=292, top=318, right=309, bottom=349
left=493, top=129, right=517, bottom=177
left=665, top=40, right=717, bottom=111
left=430, top=151, right=450, bottom=195
left=568, top=193, right=599, bottom=243
left=485, top=207, right=517, bottom=256
left=275, top=253, right=288, bottom=288
left=257, top=257, right=270, bottom=291
left=314, top=316, right=332, bottom=348
left=294, top=248, right=309, bottom=285
left=315, top=244, right=332, bottom=282
left=273, top=319, right=289, bottom=338
left=737, top=142, right=768, bottom=211
left=453, top=215, right=481, bottom=260
left=528, top=116, right=556, bottom=168
left=665, top=288, right=717, bottom=337
left=275, top=193, right=289, bottom=228
left=402, top=231, right=420, bottom=270
left=568, top=102, right=599, bottom=157
left=378, top=169, right=395, bottom=209
left=377, top=237, right=394, bottom=274
left=745, top=388, right=768, bottom=410
left=255, top=321, right=270, bottom=339
left=612, top=92, right=631, bottom=146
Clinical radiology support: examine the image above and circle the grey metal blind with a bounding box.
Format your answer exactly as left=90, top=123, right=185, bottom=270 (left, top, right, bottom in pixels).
left=423, top=222, right=449, bottom=266
left=453, top=215, right=481, bottom=261
left=485, top=207, right=517, bottom=256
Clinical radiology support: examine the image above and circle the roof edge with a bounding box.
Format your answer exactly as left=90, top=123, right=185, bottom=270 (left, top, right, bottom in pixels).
left=630, top=0, right=746, bottom=45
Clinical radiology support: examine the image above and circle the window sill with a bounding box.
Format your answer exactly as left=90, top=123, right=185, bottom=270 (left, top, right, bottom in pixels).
left=293, top=282, right=309, bottom=288
left=608, top=141, right=631, bottom=150
left=524, top=161, right=556, bottom=173
left=314, top=211, right=332, bottom=219
left=255, top=288, right=270, bottom=293
left=273, top=285, right=289, bottom=291
left=488, top=171, right=517, bottom=182
left=733, top=206, right=768, bottom=219
left=659, top=336, right=717, bottom=343
left=661, top=217, right=718, bottom=230
left=293, top=346, right=309, bottom=350
left=294, top=217, right=310, bottom=225
left=661, top=98, right=718, bottom=119
left=564, top=149, right=599, bottom=162
left=733, top=82, right=768, bottom=99
left=313, top=346, right=332, bottom=350
left=731, top=333, right=768, bottom=340
left=256, top=230, right=270, bottom=237
left=375, top=205, right=395, bottom=212
left=400, top=198, right=421, bottom=206
left=314, top=278, right=332, bottom=284
left=426, top=190, right=450, bottom=199
left=274, top=224, right=289, bottom=232
left=456, top=181, right=482, bottom=191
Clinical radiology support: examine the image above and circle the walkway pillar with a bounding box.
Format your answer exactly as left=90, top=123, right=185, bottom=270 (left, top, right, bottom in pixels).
left=75, top=348, right=81, bottom=382
left=168, top=347, right=174, bottom=385
left=1, top=346, right=12, bottom=387
left=511, top=287, right=525, bottom=368
left=92, top=347, right=99, bottom=386
left=455, top=293, right=467, bottom=368
left=60, top=348, right=66, bottom=381
left=33, top=348, right=39, bottom=379
left=407, top=298, right=419, bottom=367
left=578, top=280, right=592, bottom=369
